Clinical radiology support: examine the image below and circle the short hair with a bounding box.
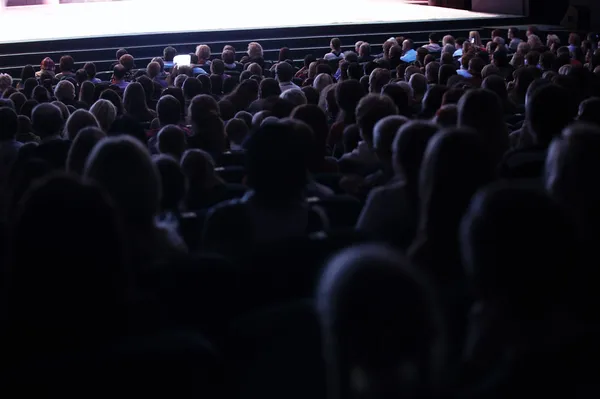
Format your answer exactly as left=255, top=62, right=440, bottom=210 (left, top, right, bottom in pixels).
left=182, top=77, right=204, bottom=100
left=157, top=95, right=182, bottom=126
left=247, top=62, right=263, bottom=77
left=225, top=118, right=249, bottom=145
left=64, top=109, right=99, bottom=141
left=409, top=73, right=428, bottom=97
left=276, top=62, right=294, bottom=82
left=157, top=125, right=187, bottom=160
left=59, top=55, right=75, bottom=73
left=222, top=50, right=235, bottom=64
left=527, top=84, right=572, bottom=144
left=85, top=135, right=161, bottom=227
left=163, top=46, right=177, bottom=61
left=113, top=64, right=127, bottom=80
left=89, top=99, right=117, bottom=132
left=211, top=59, right=225, bottom=75
left=54, top=80, right=76, bottom=101
left=0, top=74, right=13, bottom=92
left=116, top=48, right=128, bottom=60
left=331, top=38, right=342, bottom=50
left=0, top=107, right=18, bottom=141
left=31, top=103, right=64, bottom=139
left=280, top=88, right=307, bottom=107
left=247, top=42, right=264, bottom=58
left=359, top=42, right=371, bottom=56
left=66, top=127, right=106, bottom=174
left=119, top=54, right=135, bottom=71
left=429, top=32, right=440, bottom=43
left=356, top=94, right=398, bottom=144
left=83, top=62, right=97, bottom=79
left=196, top=44, right=211, bottom=61
left=369, top=68, right=391, bottom=93
left=442, top=35, right=455, bottom=46
left=147, top=62, right=161, bottom=79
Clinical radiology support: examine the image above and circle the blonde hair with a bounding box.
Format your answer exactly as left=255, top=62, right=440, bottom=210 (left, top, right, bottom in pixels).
left=195, top=44, right=211, bottom=62
left=247, top=42, right=263, bottom=58
left=0, top=73, right=13, bottom=92
left=89, top=99, right=117, bottom=132
left=313, top=73, right=335, bottom=92
left=469, top=31, right=482, bottom=46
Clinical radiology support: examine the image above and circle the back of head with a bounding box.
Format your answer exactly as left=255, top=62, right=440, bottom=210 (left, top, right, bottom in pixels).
left=438, top=64, right=457, bottom=86
left=9, top=92, right=27, bottom=114
left=314, top=73, right=334, bottom=93
left=84, top=135, right=161, bottom=227
left=434, top=104, right=458, bottom=127
left=244, top=120, right=309, bottom=198
left=409, top=73, right=428, bottom=98
left=578, top=97, right=600, bottom=126
left=356, top=94, right=398, bottom=146
left=276, top=62, right=294, bottom=83
left=259, top=77, right=281, bottom=99
left=225, top=118, right=249, bottom=146
left=183, top=77, right=204, bottom=100
left=157, top=124, right=187, bottom=160
left=89, top=99, right=117, bottom=133
left=418, top=128, right=493, bottom=257
left=393, top=121, right=438, bottom=201
left=302, top=86, right=320, bottom=105
left=119, top=54, right=135, bottom=71
left=382, top=84, right=411, bottom=117
left=526, top=83, right=572, bottom=145
left=157, top=94, right=182, bottom=126
left=66, top=126, right=106, bottom=174
left=8, top=173, right=126, bottom=346
left=280, top=89, right=307, bottom=108
left=64, top=108, right=98, bottom=141
left=421, top=85, right=448, bottom=116
left=369, top=68, right=391, bottom=93
left=335, top=79, right=366, bottom=117
left=154, top=154, right=186, bottom=213
left=481, top=75, right=508, bottom=100
left=0, top=106, right=18, bottom=141
left=458, top=88, right=507, bottom=163
left=189, top=94, right=219, bottom=123
left=100, top=88, right=124, bottom=115
left=373, top=115, right=409, bottom=162
left=461, top=181, right=575, bottom=314
left=425, top=62, right=441, bottom=84
left=123, top=82, right=148, bottom=116
left=317, top=244, right=444, bottom=399
left=180, top=148, right=217, bottom=186
left=31, top=103, right=64, bottom=139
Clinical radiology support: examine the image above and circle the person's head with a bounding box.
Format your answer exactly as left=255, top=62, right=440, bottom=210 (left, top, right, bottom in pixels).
left=54, top=80, right=75, bottom=102
left=119, top=54, right=135, bottom=71
left=302, top=86, right=320, bottom=105
left=525, top=50, right=540, bottom=67
left=32, top=86, right=50, bottom=103
left=222, top=49, right=236, bottom=65
left=246, top=62, right=262, bottom=78
left=468, top=57, right=485, bottom=77
left=275, top=61, right=294, bottom=83
left=0, top=107, right=18, bottom=142
left=526, top=83, right=572, bottom=146
left=425, top=62, right=440, bottom=84
left=280, top=88, right=307, bottom=108
left=20, top=64, right=35, bottom=83
left=568, top=32, right=580, bottom=46
left=317, top=243, right=444, bottom=399
left=409, top=73, right=428, bottom=101
left=116, top=48, right=128, bottom=61
left=481, top=74, right=508, bottom=102
left=442, top=34, right=455, bottom=47
left=153, top=154, right=186, bottom=213
left=469, top=31, right=482, bottom=46
left=64, top=109, right=99, bottom=141
left=210, top=59, right=225, bottom=76
left=429, top=32, right=440, bottom=44
left=258, top=77, right=281, bottom=99
left=66, top=127, right=106, bottom=174
left=393, top=120, right=438, bottom=204
left=59, top=55, right=74, bottom=74
left=481, top=64, right=500, bottom=80
left=0, top=73, right=13, bottom=94
left=112, top=64, right=127, bottom=82
left=358, top=42, right=371, bottom=57
left=404, top=65, right=421, bottom=82
left=247, top=42, right=263, bottom=58
left=492, top=50, right=509, bottom=68
left=577, top=97, right=600, bottom=125
left=434, top=104, right=458, bottom=127
left=372, top=115, right=409, bottom=166
left=460, top=181, right=575, bottom=322
left=156, top=94, right=181, bottom=127
left=163, top=46, right=177, bottom=62
left=146, top=61, right=161, bottom=80
left=182, top=77, right=203, bottom=100
left=84, top=135, right=160, bottom=227
left=225, top=117, right=249, bottom=148
left=313, top=73, right=335, bottom=93
left=458, top=88, right=508, bottom=164
left=330, top=37, right=342, bottom=52
left=31, top=103, right=64, bottom=139
left=382, top=84, right=411, bottom=118
left=195, top=44, right=211, bottom=63
left=157, top=124, right=187, bottom=161
left=368, top=68, right=391, bottom=94
left=78, top=81, right=95, bottom=107
left=9, top=92, right=26, bottom=114
left=40, top=57, right=55, bottom=72
left=401, top=39, right=414, bottom=53
left=335, top=79, right=366, bottom=123
left=355, top=94, right=398, bottom=147
left=123, top=82, right=149, bottom=116
left=243, top=119, right=310, bottom=200
left=508, top=27, right=519, bottom=39
left=100, top=88, right=124, bottom=116
left=180, top=148, right=221, bottom=190
left=438, top=64, right=457, bottom=86
left=174, top=74, right=188, bottom=89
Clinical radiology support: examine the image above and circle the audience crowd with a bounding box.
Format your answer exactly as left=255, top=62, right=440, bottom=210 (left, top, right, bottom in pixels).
left=1, top=26, right=600, bottom=396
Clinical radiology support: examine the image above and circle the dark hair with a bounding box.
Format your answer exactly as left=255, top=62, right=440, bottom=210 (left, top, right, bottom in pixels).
left=526, top=83, right=573, bottom=145
left=113, top=64, right=127, bottom=80
left=163, top=46, right=177, bottom=62
left=210, top=74, right=224, bottom=96
left=182, top=77, right=203, bottom=100
left=276, top=62, right=294, bottom=82
left=20, top=65, right=35, bottom=82
left=31, top=103, right=64, bottom=138
left=259, top=78, right=281, bottom=99
left=0, top=106, right=18, bottom=141
left=100, top=88, right=124, bottom=115
left=211, top=59, right=225, bottom=75
left=59, top=55, right=75, bottom=73
left=154, top=155, right=186, bottom=212
left=304, top=54, right=317, bottom=68
left=331, top=38, right=342, bottom=50
left=162, top=87, right=186, bottom=119
left=429, top=32, right=440, bottom=43
left=279, top=47, right=292, bottom=62
left=157, top=95, right=182, bottom=126
left=336, top=79, right=366, bottom=124
left=116, top=48, right=128, bottom=60
left=83, top=62, right=97, bottom=79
